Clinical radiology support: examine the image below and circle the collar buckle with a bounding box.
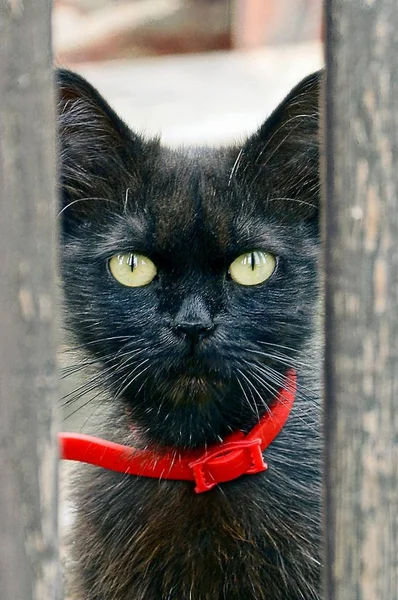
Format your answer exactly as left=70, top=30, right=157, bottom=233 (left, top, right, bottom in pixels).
left=188, top=437, right=268, bottom=494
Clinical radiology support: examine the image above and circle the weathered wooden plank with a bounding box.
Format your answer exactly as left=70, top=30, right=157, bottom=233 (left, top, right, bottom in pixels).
left=0, top=1, right=60, bottom=598
left=324, top=1, right=398, bottom=599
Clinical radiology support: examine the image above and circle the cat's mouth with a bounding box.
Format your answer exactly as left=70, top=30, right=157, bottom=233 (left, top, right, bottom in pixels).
left=149, top=357, right=228, bottom=406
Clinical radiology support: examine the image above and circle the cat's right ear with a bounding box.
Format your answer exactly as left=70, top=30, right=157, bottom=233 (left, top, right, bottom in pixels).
left=57, top=68, right=132, bottom=146
left=56, top=69, right=141, bottom=222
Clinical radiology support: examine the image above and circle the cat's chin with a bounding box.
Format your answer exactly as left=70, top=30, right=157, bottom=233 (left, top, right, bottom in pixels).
left=121, top=376, right=262, bottom=451
left=159, top=373, right=228, bottom=407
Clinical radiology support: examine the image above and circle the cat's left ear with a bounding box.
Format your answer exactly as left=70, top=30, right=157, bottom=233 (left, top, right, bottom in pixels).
left=239, top=70, right=322, bottom=219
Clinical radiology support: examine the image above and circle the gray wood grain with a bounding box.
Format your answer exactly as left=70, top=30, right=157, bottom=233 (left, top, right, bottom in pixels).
left=324, top=1, right=398, bottom=598
left=0, top=1, right=61, bottom=598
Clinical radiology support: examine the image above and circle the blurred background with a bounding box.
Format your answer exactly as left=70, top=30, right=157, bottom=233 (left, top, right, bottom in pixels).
left=57, top=0, right=323, bottom=430
left=54, top=0, right=322, bottom=63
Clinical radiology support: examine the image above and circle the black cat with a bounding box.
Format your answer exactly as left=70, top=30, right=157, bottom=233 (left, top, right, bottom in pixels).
left=59, top=68, right=322, bottom=600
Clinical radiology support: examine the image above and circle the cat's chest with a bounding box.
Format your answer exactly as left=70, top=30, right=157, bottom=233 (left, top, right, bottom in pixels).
left=70, top=465, right=321, bottom=600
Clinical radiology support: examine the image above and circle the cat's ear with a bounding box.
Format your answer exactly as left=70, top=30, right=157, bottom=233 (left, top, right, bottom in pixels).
left=57, top=69, right=142, bottom=221
left=239, top=70, right=321, bottom=218
left=57, top=68, right=132, bottom=148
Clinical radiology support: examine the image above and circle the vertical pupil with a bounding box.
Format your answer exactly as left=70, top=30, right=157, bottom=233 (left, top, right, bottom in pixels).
left=251, top=252, right=255, bottom=271
left=127, top=253, right=136, bottom=271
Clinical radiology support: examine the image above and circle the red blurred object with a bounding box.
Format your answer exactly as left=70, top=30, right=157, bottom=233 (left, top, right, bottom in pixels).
left=232, top=0, right=323, bottom=49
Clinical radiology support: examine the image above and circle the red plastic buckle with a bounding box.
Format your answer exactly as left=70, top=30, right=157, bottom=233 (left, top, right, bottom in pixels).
left=188, top=437, right=267, bottom=494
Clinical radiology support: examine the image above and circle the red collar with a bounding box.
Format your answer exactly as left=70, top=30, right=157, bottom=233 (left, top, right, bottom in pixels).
left=59, top=369, right=296, bottom=493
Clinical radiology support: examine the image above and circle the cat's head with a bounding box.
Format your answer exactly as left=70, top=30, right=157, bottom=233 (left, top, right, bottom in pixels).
left=58, top=69, right=321, bottom=449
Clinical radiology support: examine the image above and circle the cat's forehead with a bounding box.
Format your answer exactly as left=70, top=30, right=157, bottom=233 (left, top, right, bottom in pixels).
left=143, top=148, right=241, bottom=255
left=109, top=146, right=302, bottom=262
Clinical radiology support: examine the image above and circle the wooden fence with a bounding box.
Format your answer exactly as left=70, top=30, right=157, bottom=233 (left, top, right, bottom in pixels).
left=324, top=1, right=398, bottom=598
left=0, top=0, right=397, bottom=598
left=0, top=1, right=60, bottom=599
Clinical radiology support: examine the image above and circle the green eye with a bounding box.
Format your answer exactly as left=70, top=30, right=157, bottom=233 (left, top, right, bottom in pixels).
left=229, top=251, right=276, bottom=286
left=109, top=253, right=157, bottom=287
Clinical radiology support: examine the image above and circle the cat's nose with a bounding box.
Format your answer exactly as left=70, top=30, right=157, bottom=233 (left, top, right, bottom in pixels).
left=174, top=319, right=215, bottom=343
left=172, top=296, right=215, bottom=344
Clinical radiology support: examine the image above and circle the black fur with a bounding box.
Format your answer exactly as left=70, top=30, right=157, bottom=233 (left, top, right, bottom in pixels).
left=59, top=69, right=322, bottom=600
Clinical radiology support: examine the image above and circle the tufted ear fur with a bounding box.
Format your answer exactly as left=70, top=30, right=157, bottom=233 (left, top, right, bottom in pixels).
left=56, top=69, right=146, bottom=222
left=238, top=71, right=322, bottom=219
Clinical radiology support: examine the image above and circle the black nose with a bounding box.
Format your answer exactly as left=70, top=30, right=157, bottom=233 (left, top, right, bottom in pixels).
left=174, top=320, right=215, bottom=342
left=172, top=296, right=215, bottom=344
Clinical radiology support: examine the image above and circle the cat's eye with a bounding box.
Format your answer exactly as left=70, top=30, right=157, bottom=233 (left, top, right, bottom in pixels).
left=108, top=253, right=157, bottom=287
left=229, top=251, right=276, bottom=286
